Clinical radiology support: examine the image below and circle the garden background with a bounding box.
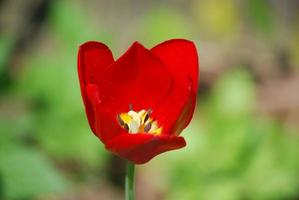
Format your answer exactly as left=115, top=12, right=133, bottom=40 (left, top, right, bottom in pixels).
left=1, top=0, right=299, bottom=199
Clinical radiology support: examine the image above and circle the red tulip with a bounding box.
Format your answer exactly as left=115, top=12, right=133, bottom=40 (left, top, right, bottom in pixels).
left=78, top=39, right=199, bottom=164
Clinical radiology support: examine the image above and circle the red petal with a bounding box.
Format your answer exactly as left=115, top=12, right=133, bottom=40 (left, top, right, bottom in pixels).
left=78, top=41, right=114, bottom=133
left=151, top=39, right=199, bottom=135
left=151, top=39, right=199, bottom=93
left=97, top=42, right=172, bottom=117
left=105, top=133, right=186, bottom=164
left=85, top=84, right=122, bottom=142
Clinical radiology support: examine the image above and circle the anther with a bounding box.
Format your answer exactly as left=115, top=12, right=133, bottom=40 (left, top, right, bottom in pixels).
left=124, top=123, right=129, bottom=131
left=144, top=122, right=152, bottom=132
left=143, top=108, right=152, bottom=123
left=116, top=114, right=125, bottom=126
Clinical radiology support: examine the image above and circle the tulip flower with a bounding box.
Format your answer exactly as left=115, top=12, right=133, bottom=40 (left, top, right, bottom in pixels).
left=77, top=39, right=199, bottom=199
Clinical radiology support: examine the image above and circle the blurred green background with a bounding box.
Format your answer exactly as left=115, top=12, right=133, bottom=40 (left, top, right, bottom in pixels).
left=1, top=0, right=299, bottom=199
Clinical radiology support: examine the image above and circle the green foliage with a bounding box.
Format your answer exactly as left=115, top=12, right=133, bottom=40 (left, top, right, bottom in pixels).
left=157, top=69, right=299, bottom=200
left=246, top=0, right=276, bottom=34
left=0, top=35, right=16, bottom=90
left=11, top=0, right=112, bottom=168
left=209, top=69, right=255, bottom=119
left=49, top=0, right=114, bottom=50
left=0, top=147, right=68, bottom=199
left=16, top=49, right=106, bottom=167
left=139, top=8, right=192, bottom=46
left=0, top=1, right=112, bottom=199
left=0, top=36, right=14, bottom=73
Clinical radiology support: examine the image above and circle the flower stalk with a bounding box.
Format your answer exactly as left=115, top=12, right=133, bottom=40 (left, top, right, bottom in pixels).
left=125, top=161, right=135, bottom=200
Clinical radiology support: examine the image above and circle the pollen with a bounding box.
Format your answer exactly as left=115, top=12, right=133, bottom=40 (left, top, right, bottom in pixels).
left=116, top=107, right=162, bottom=134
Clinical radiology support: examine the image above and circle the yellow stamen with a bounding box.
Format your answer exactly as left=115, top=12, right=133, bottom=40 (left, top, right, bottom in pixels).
left=117, top=108, right=162, bottom=134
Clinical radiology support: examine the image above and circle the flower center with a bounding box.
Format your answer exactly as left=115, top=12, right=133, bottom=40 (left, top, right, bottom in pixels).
left=116, top=107, right=162, bottom=134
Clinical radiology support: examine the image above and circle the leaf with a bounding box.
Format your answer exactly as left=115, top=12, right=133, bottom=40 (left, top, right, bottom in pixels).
left=0, top=147, right=69, bottom=199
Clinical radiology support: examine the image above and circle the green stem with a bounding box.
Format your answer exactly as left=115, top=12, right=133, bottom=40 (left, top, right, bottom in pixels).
left=125, top=161, right=135, bottom=200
